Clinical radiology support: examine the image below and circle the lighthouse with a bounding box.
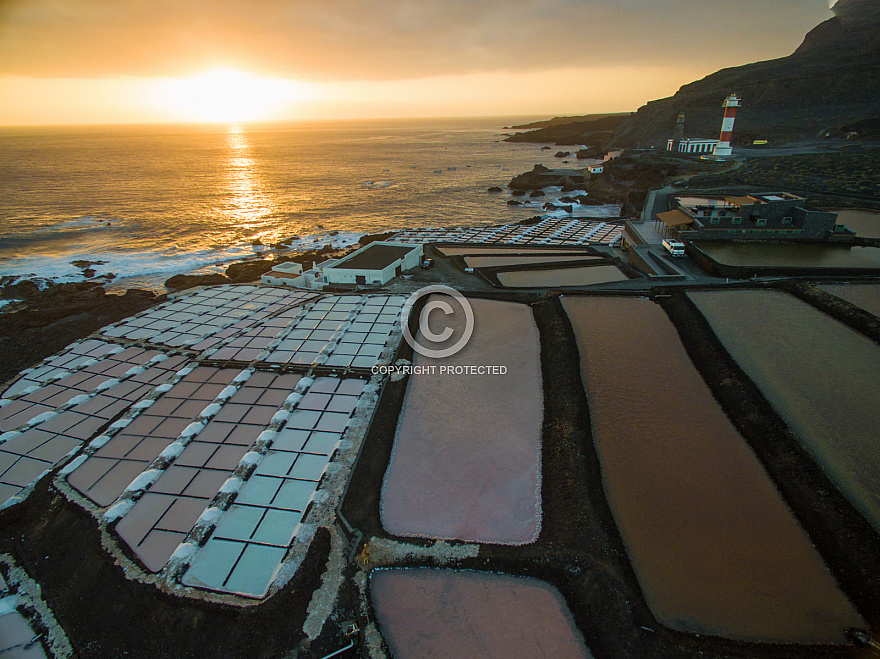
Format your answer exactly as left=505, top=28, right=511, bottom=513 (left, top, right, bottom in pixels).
left=713, top=93, right=741, bottom=157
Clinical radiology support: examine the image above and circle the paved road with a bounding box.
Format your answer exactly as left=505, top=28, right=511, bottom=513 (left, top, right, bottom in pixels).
left=735, top=140, right=880, bottom=159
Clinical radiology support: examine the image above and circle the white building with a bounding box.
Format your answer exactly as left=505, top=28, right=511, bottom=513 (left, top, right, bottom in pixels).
left=587, top=164, right=604, bottom=175
left=261, top=261, right=303, bottom=286
left=666, top=138, right=719, bottom=154
left=321, top=241, right=423, bottom=287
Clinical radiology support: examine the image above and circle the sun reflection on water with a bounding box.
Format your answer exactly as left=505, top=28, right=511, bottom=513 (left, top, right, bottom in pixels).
left=224, top=126, right=279, bottom=243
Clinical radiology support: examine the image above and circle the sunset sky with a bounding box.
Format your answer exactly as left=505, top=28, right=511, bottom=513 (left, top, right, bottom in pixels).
left=0, top=0, right=833, bottom=126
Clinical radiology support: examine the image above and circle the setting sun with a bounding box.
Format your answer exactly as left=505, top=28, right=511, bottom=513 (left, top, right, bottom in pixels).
left=150, top=67, right=315, bottom=123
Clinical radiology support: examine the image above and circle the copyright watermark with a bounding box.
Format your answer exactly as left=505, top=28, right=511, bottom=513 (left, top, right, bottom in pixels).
left=372, top=364, right=508, bottom=376
left=400, top=285, right=474, bottom=359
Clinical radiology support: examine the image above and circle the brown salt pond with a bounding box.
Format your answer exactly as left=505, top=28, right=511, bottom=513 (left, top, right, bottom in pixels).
left=561, top=295, right=863, bottom=643
left=381, top=297, right=542, bottom=544
left=370, top=569, right=591, bottom=658
left=817, top=282, right=880, bottom=318
left=835, top=209, right=880, bottom=239
left=697, top=242, right=880, bottom=270
left=689, top=289, right=880, bottom=534
left=464, top=255, right=598, bottom=269
left=497, top=265, right=628, bottom=288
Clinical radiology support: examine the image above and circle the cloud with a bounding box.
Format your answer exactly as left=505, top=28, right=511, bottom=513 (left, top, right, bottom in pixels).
left=0, top=0, right=831, bottom=80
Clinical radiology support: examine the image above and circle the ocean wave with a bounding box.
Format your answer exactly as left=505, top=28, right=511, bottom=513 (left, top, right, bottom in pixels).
left=0, top=229, right=365, bottom=288
left=360, top=180, right=395, bottom=190
left=33, top=216, right=120, bottom=233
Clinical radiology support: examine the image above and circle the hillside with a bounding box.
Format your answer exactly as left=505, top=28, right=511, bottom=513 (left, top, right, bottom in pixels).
left=503, top=114, right=631, bottom=146
left=507, top=113, right=630, bottom=131
left=611, top=0, right=880, bottom=148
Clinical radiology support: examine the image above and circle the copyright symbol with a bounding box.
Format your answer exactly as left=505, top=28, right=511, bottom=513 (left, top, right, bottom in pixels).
left=401, top=285, right=474, bottom=358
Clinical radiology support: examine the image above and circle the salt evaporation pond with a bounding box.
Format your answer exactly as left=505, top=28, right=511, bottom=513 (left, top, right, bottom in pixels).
left=689, top=289, right=880, bottom=533
left=464, top=255, right=597, bottom=269
left=371, top=569, right=591, bottom=658
left=835, top=209, right=880, bottom=239
left=818, top=282, right=880, bottom=317
left=697, top=242, right=880, bottom=269
left=381, top=297, right=542, bottom=544
left=436, top=246, right=589, bottom=256
left=497, top=265, right=627, bottom=288
left=560, top=295, right=862, bottom=643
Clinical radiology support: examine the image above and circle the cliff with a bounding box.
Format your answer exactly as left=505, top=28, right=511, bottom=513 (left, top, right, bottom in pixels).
left=611, top=0, right=880, bottom=147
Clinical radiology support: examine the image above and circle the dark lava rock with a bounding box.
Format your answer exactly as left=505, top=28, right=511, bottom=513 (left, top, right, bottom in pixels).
left=164, top=273, right=231, bottom=291
left=559, top=196, right=575, bottom=203
left=507, top=199, right=522, bottom=206
left=0, top=283, right=161, bottom=384
left=487, top=186, right=503, bottom=193
left=512, top=189, right=527, bottom=197
left=542, top=203, right=573, bottom=213
left=226, top=259, right=284, bottom=283
left=529, top=190, right=546, bottom=198
left=358, top=231, right=397, bottom=246
left=541, top=146, right=551, bottom=150
left=576, top=148, right=602, bottom=159
left=555, top=151, right=571, bottom=158
left=274, top=235, right=301, bottom=248
left=504, top=116, right=627, bottom=146
left=509, top=164, right=552, bottom=190
left=1, top=279, right=41, bottom=300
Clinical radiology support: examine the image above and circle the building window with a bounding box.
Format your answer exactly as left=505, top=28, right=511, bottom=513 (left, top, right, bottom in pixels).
left=783, top=216, right=791, bottom=224
left=711, top=218, right=720, bottom=224
left=756, top=219, right=767, bottom=227
left=732, top=217, right=741, bottom=224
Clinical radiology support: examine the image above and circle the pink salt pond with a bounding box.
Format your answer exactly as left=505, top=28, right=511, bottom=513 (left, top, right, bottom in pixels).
left=380, top=297, right=542, bottom=544
left=370, top=569, right=592, bottom=659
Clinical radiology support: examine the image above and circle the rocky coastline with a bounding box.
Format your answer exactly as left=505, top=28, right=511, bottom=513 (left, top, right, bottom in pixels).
left=0, top=234, right=395, bottom=387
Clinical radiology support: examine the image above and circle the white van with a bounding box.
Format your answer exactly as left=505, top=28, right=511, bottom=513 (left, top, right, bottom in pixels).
left=662, top=239, right=686, bottom=256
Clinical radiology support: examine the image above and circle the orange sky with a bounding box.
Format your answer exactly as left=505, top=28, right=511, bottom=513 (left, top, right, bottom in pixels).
left=0, top=0, right=833, bottom=126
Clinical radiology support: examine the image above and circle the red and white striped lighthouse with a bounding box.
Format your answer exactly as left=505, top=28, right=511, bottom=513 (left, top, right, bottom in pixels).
left=713, top=93, right=741, bottom=157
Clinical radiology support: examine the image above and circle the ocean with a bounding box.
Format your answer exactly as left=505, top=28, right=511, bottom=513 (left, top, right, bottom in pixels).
left=0, top=116, right=616, bottom=291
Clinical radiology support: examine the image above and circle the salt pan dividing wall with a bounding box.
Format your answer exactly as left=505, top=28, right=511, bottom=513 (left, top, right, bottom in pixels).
left=561, top=295, right=863, bottom=643
left=370, top=569, right=591, bottom=659
left=380, top=297, right=542, bottom=544
left=689, top=289, right=880, bottom=534
left=818, top=283, right=880, bottom=318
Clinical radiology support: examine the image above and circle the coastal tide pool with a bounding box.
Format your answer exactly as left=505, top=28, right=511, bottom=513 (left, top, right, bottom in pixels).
left=370, top=569, right=591, bottom=659
left=689, top=289, right=880, bottom=533
left=561, top=295, right=862, bottom=643
left=380, top=297, right=542, bottom=544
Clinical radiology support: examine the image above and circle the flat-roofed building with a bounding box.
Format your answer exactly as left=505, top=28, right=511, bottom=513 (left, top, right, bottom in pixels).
left=666, top=138, right=719, bottom=154
left=261, top=261, right=304, bottom=287
left=655, top=192, right=854, bottom=242
left=322, top=241, right=423, bottom=286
